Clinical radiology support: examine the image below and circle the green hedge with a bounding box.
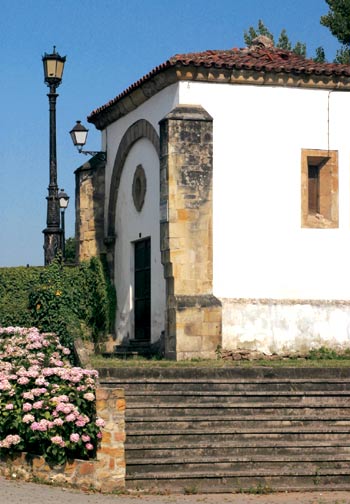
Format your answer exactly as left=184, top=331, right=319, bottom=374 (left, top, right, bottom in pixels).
left=0, top=256, right=115, bottom=353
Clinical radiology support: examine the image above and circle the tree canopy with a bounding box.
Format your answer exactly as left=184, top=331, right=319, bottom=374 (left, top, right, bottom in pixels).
left=321, top=0, right=350, bottom=45
left=244, top=20, right=311, bottom=60
left=321, top=0, right=350, bottom=63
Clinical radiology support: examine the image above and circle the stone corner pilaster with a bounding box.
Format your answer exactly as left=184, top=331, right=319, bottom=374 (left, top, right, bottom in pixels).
left=160, top=104, right=222, bottom=360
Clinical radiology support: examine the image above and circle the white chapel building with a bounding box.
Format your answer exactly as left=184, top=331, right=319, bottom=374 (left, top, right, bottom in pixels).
left=75, top=37, right=350, bottom=359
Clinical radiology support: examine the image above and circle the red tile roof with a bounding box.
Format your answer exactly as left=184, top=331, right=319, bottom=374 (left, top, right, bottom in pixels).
left=88, top=45, right=350, bottom=124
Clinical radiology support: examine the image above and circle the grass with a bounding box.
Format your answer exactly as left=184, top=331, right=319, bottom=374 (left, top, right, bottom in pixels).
left=91, top=354, right=350, bottom=369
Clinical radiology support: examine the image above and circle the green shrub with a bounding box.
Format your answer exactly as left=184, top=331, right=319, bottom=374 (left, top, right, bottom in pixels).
left=0, top=266, right=42, bottom=327
left=0, top=256, right=115, bottom=353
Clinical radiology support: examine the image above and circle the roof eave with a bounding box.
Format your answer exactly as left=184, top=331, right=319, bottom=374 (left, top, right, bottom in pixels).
left=88, top=62, right=350, bottom=130
left=88, top=66, right=178, bottom=130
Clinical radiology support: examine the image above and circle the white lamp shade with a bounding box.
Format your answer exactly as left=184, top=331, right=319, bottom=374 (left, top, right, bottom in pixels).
left=70, top=121, right=89, bottom=147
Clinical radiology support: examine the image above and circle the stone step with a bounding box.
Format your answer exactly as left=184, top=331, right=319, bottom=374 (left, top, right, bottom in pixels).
left=121, top=387, right=350, bottom=396
left=126, top=406, right=350, bottom=420
left=125, top=473, right=350, bottom=492
left=126, top=440, right=350, bottom=454
left=126, top=450, right=350, bottom=465
left=98, top=366, right=350, bottom=380
left=126, top=411, right=350, bottom=422
left=124, top=396, right=350, bottom=407
left=126, top=425, right=350, bottom=435
left=125, top=419, right=350, bottom=433
left=126, top=431, right=350, bottom=446
left=101, top=366, right=350, bottom=492
left=126, top=462, right=350, bottom=477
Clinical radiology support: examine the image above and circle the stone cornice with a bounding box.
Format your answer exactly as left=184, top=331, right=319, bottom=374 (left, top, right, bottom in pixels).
left=89, top=64, right=350, bottom=130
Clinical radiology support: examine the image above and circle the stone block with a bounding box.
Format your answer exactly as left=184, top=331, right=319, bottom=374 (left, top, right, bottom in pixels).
left=77, top=461, right=95, bottom=476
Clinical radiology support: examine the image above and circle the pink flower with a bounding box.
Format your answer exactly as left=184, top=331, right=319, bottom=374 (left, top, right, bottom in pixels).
left=81, top=434, right=91, bottom=442
left=53, top=418, right=64, bottom=426
left=95, top=418, right=105, bottom=428
left=17, top=376, right=29, bottom=385
left=70, top=433, right=80, bottom=443
left=75, top=420, right=86, bottom=427
left=23, top=403, right=32, bottom=412
left=51, top=435, right=66, bottom=447
left=23, top=414, right=35, bottom=423
left=85, top=443, right=94, bottom=450
left=83, top=392, right=95, bottom=401
left=23, top=392, right=34, bottom=400
left=65, top=413, right=76, bottom=422
left=0, top=434, right=21, bottom=448
left=5, top=403, right=14, bottom=410
left=31, top=420, right=50, bottom=432
left=33, top=401, right=44, bottom=409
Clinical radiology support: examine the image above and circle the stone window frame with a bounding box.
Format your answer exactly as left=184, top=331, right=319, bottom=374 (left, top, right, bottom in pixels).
left=301, top=148, right=338, bottom=229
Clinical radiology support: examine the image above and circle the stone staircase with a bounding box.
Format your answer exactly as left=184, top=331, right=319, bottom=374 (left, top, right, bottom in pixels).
left=102, top=340, right=153, bottom=359
left=98, top=366, right=350, bottom=493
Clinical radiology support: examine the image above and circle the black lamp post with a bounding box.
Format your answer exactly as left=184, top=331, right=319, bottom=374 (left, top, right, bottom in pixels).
left=42, top=46, right=66, bottom=265
left=58, top=189, right=70, bottom=260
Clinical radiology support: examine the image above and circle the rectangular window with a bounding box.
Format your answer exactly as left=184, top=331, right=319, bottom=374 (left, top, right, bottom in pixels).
left=301, top=149, right=338, bottom=228
left=308, top=164, right=320, bottom=214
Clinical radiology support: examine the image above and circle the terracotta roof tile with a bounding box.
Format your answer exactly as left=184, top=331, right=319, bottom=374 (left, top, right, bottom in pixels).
left=88, top=45, right=350, bottom=122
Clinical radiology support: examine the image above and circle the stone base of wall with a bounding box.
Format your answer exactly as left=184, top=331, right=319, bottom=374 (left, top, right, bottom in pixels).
left=166, top=295, right=222, bottom=360
left=0, top=451, right=123, bottom=492
left=221, top=298, right=350, bottom=355
left=0, top=387, right=126, bottom=493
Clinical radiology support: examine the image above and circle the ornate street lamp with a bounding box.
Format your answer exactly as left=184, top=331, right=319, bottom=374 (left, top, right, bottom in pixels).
left=42, top=46, right=66, bottom=265
left=70, top=120, right=106, bottom=159
left=58, top=189, right=70, bottom=260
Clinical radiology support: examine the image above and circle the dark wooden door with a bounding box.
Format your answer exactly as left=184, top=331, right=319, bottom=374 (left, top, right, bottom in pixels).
left=134, top=238, right=151, bottom=341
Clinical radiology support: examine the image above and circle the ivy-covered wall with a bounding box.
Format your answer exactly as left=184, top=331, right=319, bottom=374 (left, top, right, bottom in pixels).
left=0, top=257, right=115, bottom=352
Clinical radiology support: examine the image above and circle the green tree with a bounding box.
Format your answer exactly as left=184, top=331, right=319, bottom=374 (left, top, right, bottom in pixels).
left=244, top=20, right=307, bottom=57
left=335, top=46, right=350, bottom=63
left=244, top=19, right=274, bottom=46
left=321, top=0, right=350, bottom=63
left=321, top=0, right=350, bottom=45
left=277, top=29, right=292, bottom=51
left=314, top=46, right=326, bottom=63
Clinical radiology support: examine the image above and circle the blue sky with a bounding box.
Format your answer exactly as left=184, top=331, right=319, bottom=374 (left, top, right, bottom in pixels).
left=0, top=0, right=341, bottom=266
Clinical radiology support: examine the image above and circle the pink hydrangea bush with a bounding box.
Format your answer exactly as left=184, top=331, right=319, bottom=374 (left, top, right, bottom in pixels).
left=0, top=327, right=105, bottom=465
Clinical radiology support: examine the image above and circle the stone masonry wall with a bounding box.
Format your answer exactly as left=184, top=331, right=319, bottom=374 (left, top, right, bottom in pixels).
left=159, top=105, right=222, bottom=359
left=0, top=387, right=125, bottom=492
left=75, top=155, right=106, bottom=261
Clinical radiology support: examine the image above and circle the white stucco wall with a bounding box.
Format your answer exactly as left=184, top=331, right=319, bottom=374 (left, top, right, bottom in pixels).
left=102, top=77, right=350, bottom=352
left=178, top=82, right=350, bottom=301
left=104, top=85, right=179, bottom=343
left=114, top=138, right=165, bottom=343
left=103, top=84, right=179, bottom=225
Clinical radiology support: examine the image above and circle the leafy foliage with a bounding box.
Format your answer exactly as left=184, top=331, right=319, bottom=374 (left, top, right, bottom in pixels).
left=321, top=0, right=350, bottom=46
left=321, top=1, right=350, bottom=62
left=0, top=256, right=116, bottom=352
left=334, top=45, right=350, bottom=63
left=314, top=46, right=327, bottom=63
left=64, top=237, right=77, bottom=265
left=0, top=267, right=42, bottom=327
left=0, top=327, right=104, bottom=466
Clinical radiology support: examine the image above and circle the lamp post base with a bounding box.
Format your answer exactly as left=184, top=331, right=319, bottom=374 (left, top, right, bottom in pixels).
left=43, top=228, right=63, bottom=266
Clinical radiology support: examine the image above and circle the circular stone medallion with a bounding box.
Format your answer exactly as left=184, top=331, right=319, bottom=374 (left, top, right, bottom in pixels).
left=132, top=164, right=147, bottom=212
